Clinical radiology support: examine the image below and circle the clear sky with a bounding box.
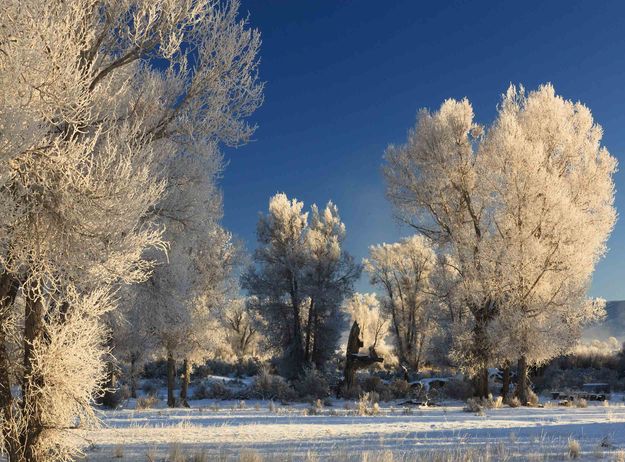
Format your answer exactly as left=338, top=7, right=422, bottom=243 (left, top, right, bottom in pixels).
left=221, top=0, right=625, bottom=300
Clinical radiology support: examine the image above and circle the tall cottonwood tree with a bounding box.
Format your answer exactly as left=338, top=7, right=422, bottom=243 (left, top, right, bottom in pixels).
left=384, top=84, right=616, bottom=399
left=481, top=85, right=616, bottom=403
left=0, top=0, right=261, bottom=459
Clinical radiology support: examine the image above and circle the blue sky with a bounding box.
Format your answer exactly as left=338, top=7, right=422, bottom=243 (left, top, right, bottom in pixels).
left=221, top=0, right=625, bottom=300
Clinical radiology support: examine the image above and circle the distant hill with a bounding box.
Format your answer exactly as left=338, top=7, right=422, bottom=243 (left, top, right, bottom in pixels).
left=582, top=300, right=625, bottom=342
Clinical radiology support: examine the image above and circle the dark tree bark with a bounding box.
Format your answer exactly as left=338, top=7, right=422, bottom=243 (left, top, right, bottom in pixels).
left=501, top=361, right=511, bottom=401
left=129, top=354, right=138, bottom=399
left=515, top=355, right=530, bottom=405
left=0, top=272, right=20, bottom=462
left=167, top=351, right=176, bottom=407
left=180, top=358, right=191, bottom=407
left=341, top=321, right=383, bottom=396
left=304, top=298, right=315, bottom=364
left=22, top=290, right=46, bottom=462
left=99, top=362, right=119, bottom=408
left=470, top=301, right=497, bottom=399
left=287, top=275, right=305, bottom=378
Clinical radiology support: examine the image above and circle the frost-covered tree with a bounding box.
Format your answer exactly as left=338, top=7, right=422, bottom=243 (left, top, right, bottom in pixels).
left=302, top=203, right=361, bottom=368
left=385, top=98, right=496, bottom=396
left=384, top=84, right=616, bottom=399
left=481, top=85, right=616, bottom=403
left=243, top=194, right=359, bottom=378
left=0, top=0, right=261, bottom=459
left=242, top=194, right=309, bottom=378
left=364, top=235, right=439, bottom=372
left=109, top=293, right=154, bottom=399
left=221, top=298, right=263, bottom=360
left=140, top=179, right=242, bottom=408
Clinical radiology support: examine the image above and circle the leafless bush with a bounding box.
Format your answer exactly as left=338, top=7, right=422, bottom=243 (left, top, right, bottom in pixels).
left=136, top=394, right=159, bottom=410
left=293, top=367, right=330, bottom=400
left=251, top=369, right=296, bottom=401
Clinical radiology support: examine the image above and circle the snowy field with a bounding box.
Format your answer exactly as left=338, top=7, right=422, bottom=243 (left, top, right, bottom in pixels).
left=80, top=397, right=625, bottom=461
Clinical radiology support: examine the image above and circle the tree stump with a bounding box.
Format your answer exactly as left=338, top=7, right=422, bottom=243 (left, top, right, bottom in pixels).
left=342, top=321, right=383, bottom=396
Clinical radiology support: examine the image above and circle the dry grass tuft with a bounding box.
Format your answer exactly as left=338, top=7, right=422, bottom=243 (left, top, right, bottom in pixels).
left=568, top=438, right=581, bottom=459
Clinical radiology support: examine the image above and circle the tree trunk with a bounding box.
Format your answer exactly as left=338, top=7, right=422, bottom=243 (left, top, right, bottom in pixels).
left=0, top=273, right=20, bottom=462
left=471, top=304, right=494, bottom=399
left=304, top=298, right=315, bottom=364
left=515, top=355, right=529, bottom=405
left=130, top=354, right=137, bottom=399
left=22, top=291, right=46, bottom=462
left=180, top=358, right=191, bottom=407
left=341, top=321, right=383, bottom=397
left=100, top=362, right=118, bottom=408
left=167, top=352, right=176, bottom=407
left=288, top=276, right=305, bottom=378
left=501, top=361, right=511, bottom=401
left=472, top=366, right=489, bottom=399
left=311, top=310, right=322, bottom=369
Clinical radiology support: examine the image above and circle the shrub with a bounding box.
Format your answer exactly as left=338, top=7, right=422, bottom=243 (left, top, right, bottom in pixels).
left=508, top=397, right=522, bottom=408
left=362, top=375, right=384, bottom=393
left=574, top=398, right=588, bottom=408
left=193, top=358, right=261, bottom=379
left=464, top=394, right=503, bottom=412
left=293, top=368, right=330, bottom=399
left=305, top=399, right=324, bottom=416
left=356, top=392, right=380, bottom=416
left=137, top=394, right=159, bottom=410
left=141, top=380, right=160, bottom=396
left=119, top=384, right=132, bottom=400
left=389, top=379, right=411, bottom=399
left=193, top=380, right=233, bottom=400
left=464, top=398, right=483, bottom=413
left=527, top=389, right=540, bottom=407
left=250, top=369, right=296, bottom=401
left=192, top=382, right=210, bottom=400
left=268, top=400, right=278, bottom=413
left=143, top=359, right=168, bottom=379
left=441, top=378, right=473, bottom=401
left=489, top=395, right=503, bottom=409
left=339, top=383, right=363, bottom=400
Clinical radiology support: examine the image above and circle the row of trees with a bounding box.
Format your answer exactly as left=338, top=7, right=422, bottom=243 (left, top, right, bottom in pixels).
left=239, top=86, right=616, bottom=407
left=383, top=85, right=616, bottom=402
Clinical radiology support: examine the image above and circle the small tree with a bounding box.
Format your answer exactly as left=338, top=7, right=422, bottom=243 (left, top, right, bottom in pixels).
left=221, top=298, right=263, bottom=360
left=364, top=235, right=439, bottom=372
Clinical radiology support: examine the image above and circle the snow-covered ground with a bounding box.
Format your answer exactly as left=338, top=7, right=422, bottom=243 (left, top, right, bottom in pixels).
left=80, top=397, right=625, bottom=461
